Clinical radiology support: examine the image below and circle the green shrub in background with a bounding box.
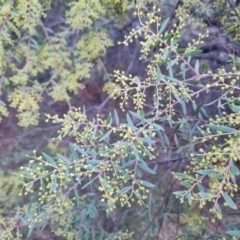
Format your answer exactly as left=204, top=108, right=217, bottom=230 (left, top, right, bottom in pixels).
left=1, top=0, right=240, bottom=239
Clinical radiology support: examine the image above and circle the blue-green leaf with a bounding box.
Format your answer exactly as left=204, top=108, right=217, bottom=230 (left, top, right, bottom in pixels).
left=74, top=188, right=80, bottom=207
left=57, top=153, right=71, bottom=164
left=229, top=104, right=240, bottom=113
left=91, top=126, right=98, bottom=141
left=206, top=124, right=237, bottom=133
left=226, top=230, right=240, bottom=237
left=185, top=50, right=202, bottom=57
left=150, top=122, right=164, bottom=131
left=129, top=110, right=141, bottom=120
left=159, top=17, right=170, bottom=34
left=196, top=169, right=214, bottom=175
left=126, top=113, right=137, bottom=130
left=222, top=193, right=237, bottom=209
left=119, top=186, right=131, bottom=194
left=114, top=109, right=119, bottom=126
left=73, top=145, right=88, bottom=156
left=42, top=152, right=58, bottom=168
left=139, top=163, right=156, bottom=174
left=231, top=164, right=240, bottom=176
left=99, top=130, right=112, bottom=142
left=136, top=179, right=155, bottom=188
left=194, top=60, right=199, bottom=73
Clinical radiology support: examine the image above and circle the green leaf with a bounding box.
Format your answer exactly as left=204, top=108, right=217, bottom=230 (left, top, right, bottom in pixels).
left=136, top=169, right=142, bottom=178
left=196, top=169, right=214, bottom=175
left=57, top=153, right=71, bottom=164
left=174, top=134, right=179, bottom=147
left=27, top=223, right=35, bottom=238
left=194, top=60, right=199, bottom=73
left=180, top=181, right=191, bottom=188
left=181, top=100, right=187, bottom=115
left=118, top=186, right=132, bottom=194
left=42, top=152, right=58, bottom=168
left=51, top=174, right=57, bottom=192
left=222, top=193, right=237, bottom=209
left=74, top=174, right=81, bottom=185
left=69, top=143, right=78, bottom=160
left=206, top=124, right=238, bottom=133
left=179, top=29, right=186, bottom=39
left=99, top=129, right=112, bottom=142
left=150, top=41, right=158, bottom=51
left=201, top=61, right=207, bottom=73
left=227, top=221, right=240, bottom=227
left=126, top=113, right=136, bottom=130
left=198, top=193, right=213, bottom=199
left=163, top=33, right=174, bottom=40
left=106, top=114, right=112, bottom=125
left=177, top=48, right=186, bottom=53
left=73, top=123, right=80, bottom=132
left=159, top=17, right=170, bottom=34
left=40, top=178, right=45, bottom=190
left=136, top=179, right=155, bottom=188
left=73, top=144, right=88, bottom=156
left=163, top=48, right=169, bottom=61
left=195, top=105, right=201, bottom=118
left=120, top=160, right=135, bottom=170
left=172, top=90, right=182, bottom=104
left=156, top=66, right=163, bottom=82
left=21, top=171, right=34, bottom=178
left=150, top=122, right=164, bottom=131
left=173, top=190, right=186, bottom=195
left=226, top=230, right=240, bottom=237
left=134, top=76, right=141, bottom=85
left=215, top=203, right=222, bottom=217
left=231, top=164, right=240, bottom=176
left=133, top=148, right=140, bottom=160
left=203, top=97, right=219, bottom=107
left=140, top=110, right=146, bottom=123
left=139, top=163, right=156, bottom=174
left=229, top=104, right=240, bottom=113
left=74, top=188, right=80, bottom=207
left=185, top=50, right=202, bottom=57
left=81, top=178, right=95, bottom=189
left=187, top=192, right=192, bottom=205
left=114, top=109, right=119, bottom=126
left=114, top=141, right=129, bottom=147
left=87, top=159, right=102, bottom=165
left=197, top=183, right=204, bottom=193
left=138, top=137, right=156, bottom=145
left=129, top=110, right=141, bottom=120
left=175, top=173, right=188, bottom=178
left=91, top=126, right=98, bottom=141
left=175, top=173, right=196, bottom=180
left=201, top=106, right=212, bottom=118
left=169, top=58, right=178, bottom=68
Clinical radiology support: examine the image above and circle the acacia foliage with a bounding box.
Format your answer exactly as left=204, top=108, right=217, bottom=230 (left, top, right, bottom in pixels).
left=1, top=0, right=240, bottom=239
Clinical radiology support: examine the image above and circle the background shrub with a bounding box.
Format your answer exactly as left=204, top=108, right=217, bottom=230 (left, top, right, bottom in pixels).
left=1, top=0, right=240, bottom=239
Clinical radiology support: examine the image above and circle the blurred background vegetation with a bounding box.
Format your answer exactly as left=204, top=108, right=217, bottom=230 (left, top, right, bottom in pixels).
left=1, top=0, right=240, bottom=239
